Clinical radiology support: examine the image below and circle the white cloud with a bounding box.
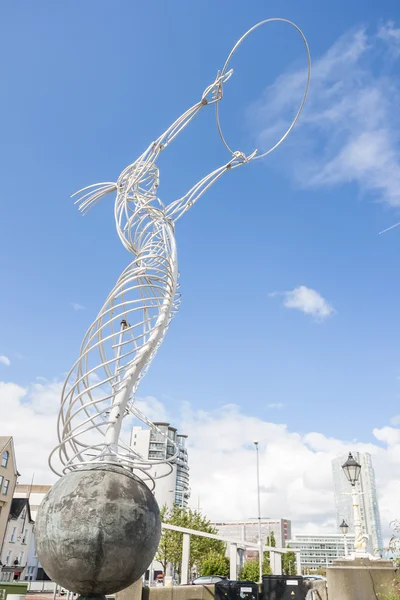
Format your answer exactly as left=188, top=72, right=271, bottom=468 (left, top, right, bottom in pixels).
left=249, top=24, right=400, bottom=208
left=0, top=356, right=11, bottom=367
left=373, top=426, right=400, bottom=446
left=181, top=403, right=400, bottom=543
left=390, top=415, right=400, bottom=425
left=0, top=380, right=59, bottom=484
left=0, top=379, right=170, bottom=484
left=270, top=286, right=335, bottom=321
left=378, top=22, right=400, bottom=57
left=71, top=302, right=85, bottom=311
left=267, top=403, right=285, bottom=409
left=4, top=377, right=400, bottom=545
left=134, top=396, right=170, bottom=423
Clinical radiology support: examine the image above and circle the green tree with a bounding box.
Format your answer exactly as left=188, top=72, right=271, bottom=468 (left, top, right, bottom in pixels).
left=155, top=505, right=226, bottom=579
left=282, top=546, right=296, bottom=576
left=200, top=551, right=229, bottom=577
left=239, top=560, right=260, bottom=582
left=266, top=531, right=276, bottom=548
left=261, top=530, right=275, bottom=575
left=155, top=505, right=182, bottom=574
left=262, top=553, right=272, bottom=575
left=188, top=509, right=226, bottom=571
left=239, top=554, right=271, bottom=582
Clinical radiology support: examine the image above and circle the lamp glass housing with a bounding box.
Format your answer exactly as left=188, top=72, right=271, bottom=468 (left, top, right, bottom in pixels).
left=340, top=519, right=349, bottom=535
left=342, top=452, right=361, bottom=486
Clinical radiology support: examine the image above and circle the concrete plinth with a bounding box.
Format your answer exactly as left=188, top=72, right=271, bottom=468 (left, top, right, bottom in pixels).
left=116, top=579, right=143, bottom=600
left=327, top=557, right=396, bottom=600
left=141, top=585, right=215, bottom=600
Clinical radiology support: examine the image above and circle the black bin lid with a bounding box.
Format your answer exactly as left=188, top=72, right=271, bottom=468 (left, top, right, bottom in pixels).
left=262, top=575, right=303, bottom=582
left=215, top=580, right=259, bottom=599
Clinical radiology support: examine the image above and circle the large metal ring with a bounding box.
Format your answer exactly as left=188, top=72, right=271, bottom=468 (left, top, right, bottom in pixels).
left=216, top=18, right=311, bottom=160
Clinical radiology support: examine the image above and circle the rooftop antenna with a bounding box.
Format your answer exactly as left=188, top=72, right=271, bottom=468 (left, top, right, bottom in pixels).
left=28, top=472, right=35, bottom=500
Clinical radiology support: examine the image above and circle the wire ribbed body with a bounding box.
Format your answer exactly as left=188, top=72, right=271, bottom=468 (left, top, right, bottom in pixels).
left=51, top=162, right=180, bottom=487
left=49, top=19, right=310, bottom=488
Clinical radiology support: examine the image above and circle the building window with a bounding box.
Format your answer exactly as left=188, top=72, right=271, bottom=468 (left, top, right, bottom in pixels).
left=3, top=479, right=9, bottom=495
left=6, top=551, right=12, bottom=566
left=22, top=529, right=28, bottom=544
left=0, top=475, right=3, bottom=490
left=1, top=451, right=9, bottom=468
left=10, top=527, right=16, bottom=542
left=19, top=552, right=24, bottom=565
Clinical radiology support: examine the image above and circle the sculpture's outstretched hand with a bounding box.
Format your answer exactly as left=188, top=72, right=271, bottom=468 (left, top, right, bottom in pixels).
left=201, top=69, right=233, bottom=105
left=228, top=149, right=259, bottom=167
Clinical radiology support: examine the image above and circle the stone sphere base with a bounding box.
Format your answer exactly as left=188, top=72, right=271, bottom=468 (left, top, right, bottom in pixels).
left=35, top=465, right=161, bottom=595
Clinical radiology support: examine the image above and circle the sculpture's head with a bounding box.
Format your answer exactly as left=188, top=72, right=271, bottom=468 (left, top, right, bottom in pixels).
left=118, top=162, right=159, bottom=204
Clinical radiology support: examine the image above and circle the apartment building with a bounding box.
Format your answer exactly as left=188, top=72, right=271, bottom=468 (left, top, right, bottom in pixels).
left=0, top=498, right=34, bottom=581
left=0, top=438, right=19, bottom=556
left=132, top=422, right=190, bottom=510
left=288, top=533, right=355, bottom=572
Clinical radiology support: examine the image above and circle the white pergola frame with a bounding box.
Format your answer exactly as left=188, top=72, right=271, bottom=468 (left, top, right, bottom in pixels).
left=160, top=523, right=302, bottom=583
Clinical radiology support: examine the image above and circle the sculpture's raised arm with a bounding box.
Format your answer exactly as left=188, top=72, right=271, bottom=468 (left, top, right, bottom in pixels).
left=151, top=69, right=233, bottom=153
left=166, top=149, right=257, bottom=222
left=72, top=70, right=233, bottom=215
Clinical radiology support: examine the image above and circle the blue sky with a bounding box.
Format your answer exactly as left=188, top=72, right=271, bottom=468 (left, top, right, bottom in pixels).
left=2, top=0, right=400, bottom=533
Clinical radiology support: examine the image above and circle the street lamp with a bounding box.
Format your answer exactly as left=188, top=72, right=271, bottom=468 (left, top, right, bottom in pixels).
left=342, top=452, right=361, bottom=486
left=341, top=452, right=368, bottom=556
left=254, top=441, right=263, bottom=583
left=340, top=519, right=349, bottom=557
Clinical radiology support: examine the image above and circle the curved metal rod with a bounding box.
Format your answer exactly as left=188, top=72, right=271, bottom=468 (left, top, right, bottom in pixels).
left=216, top=18, right=311, bottom=160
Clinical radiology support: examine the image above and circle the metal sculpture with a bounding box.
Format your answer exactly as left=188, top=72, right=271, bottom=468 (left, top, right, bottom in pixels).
left=49, top=18, right=310, bottom=487
left=36, top=19, right=311, bottom=600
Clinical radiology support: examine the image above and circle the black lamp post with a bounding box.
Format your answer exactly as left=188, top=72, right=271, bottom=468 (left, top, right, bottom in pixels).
left=341, top=452, right=367, bottom=555
left=340, top=519, right=349, bottom=557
